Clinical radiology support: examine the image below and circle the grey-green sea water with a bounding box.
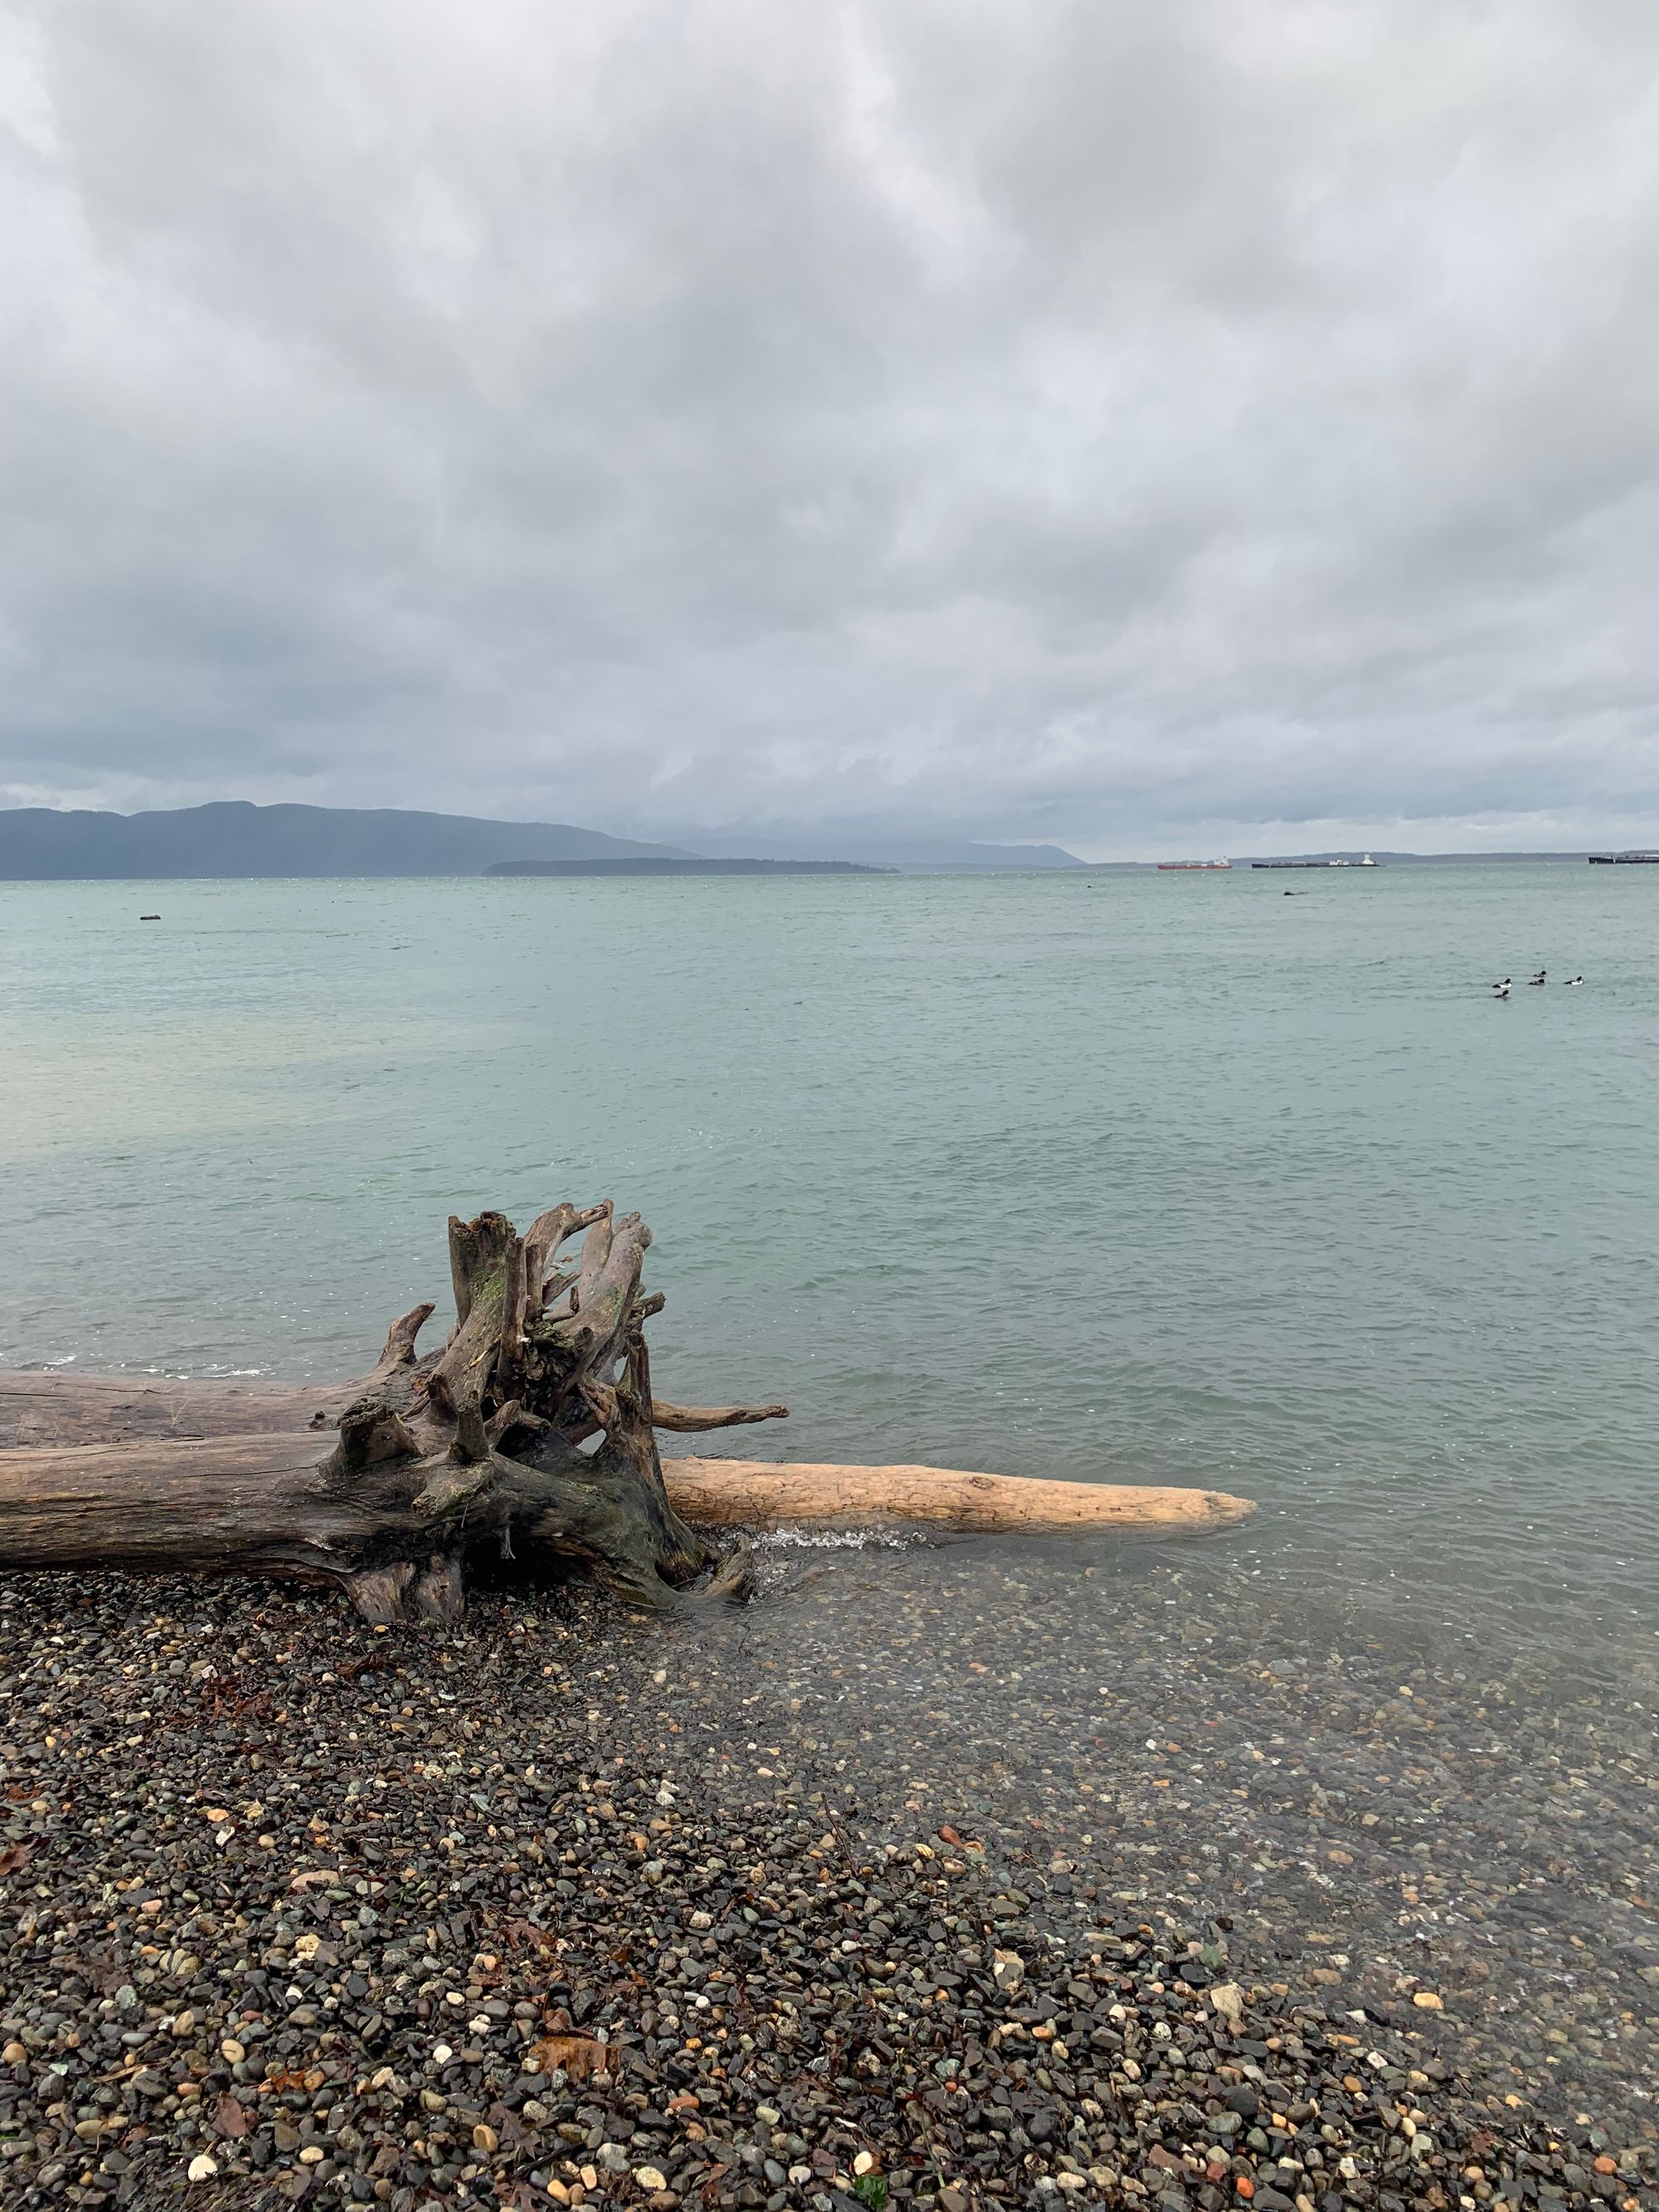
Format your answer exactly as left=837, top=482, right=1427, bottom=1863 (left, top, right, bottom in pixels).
left=10, top=864, right=1659, bottom=2135
left=2, top=865, right=1656, bottom=1682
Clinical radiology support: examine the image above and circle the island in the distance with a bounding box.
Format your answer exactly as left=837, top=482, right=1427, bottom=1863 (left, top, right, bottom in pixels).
left=485, top=856, right=892, bottom=877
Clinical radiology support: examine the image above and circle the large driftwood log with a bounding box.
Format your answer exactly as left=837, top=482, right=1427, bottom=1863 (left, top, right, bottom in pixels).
left=0, top=1198, right=1253, bottom=1620
left=661, top=1460, right=1251, bottom=1535
left=0, top=1203, right=787, bottom=1621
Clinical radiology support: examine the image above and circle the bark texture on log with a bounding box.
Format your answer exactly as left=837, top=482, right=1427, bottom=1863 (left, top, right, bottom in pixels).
left=0, top=1203, right=787, bottom=1620
left=0, top=1372, right=341, bottom=1447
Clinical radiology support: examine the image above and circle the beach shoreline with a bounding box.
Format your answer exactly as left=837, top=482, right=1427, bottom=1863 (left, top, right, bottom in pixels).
left=1, top=1553, right=1653, bottom=2212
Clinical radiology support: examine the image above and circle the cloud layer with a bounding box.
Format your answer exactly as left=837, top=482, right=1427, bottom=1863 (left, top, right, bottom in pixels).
left=3, top=0, right=1657, bottom=855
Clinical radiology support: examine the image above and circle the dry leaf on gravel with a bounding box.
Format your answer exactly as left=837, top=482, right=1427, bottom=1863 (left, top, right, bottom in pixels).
left=526, top=2034, right=607, bottom=2081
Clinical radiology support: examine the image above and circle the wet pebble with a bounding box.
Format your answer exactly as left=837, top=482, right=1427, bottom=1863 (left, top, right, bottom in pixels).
left=0, top=1558, right=1652, bottom=2212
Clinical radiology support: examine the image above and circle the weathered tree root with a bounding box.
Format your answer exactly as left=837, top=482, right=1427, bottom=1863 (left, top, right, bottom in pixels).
left=0, top=1203, right=787, bottom=1622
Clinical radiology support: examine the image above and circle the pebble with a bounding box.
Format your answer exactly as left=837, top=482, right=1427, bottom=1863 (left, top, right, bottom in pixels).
left=0, top=1549, right=1652, bottom=2212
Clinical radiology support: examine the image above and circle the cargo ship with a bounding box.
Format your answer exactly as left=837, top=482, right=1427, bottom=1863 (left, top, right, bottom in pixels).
left=1156, top=858, right=1232, bottom=872
left=1588, top=851, right=1659, bottom=864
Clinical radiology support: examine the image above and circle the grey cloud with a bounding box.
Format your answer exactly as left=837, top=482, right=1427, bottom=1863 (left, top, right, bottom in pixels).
left=2, top=0, right=1657, bottom=855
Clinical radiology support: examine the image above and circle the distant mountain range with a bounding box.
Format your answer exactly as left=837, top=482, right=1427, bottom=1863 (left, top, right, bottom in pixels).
left=0, top=801, right=687, bottom=878
left=665, top=829, right=1083, bottom=870
left=487, top=857, right=888, bottom=878
left=0, top=803, right=1083, bottom=878
left=6, top=806, right=1616, bottom=880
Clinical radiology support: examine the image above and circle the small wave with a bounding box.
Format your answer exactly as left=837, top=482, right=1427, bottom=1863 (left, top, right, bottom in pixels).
left=753, top=1527, right=918, bottom=1552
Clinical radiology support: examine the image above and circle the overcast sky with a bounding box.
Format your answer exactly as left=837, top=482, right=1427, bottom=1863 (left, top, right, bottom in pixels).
left=2, top=2, right=1657, bottom=857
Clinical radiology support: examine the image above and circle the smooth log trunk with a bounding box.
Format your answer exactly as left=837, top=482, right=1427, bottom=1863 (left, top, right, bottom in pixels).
left=663, top=1459, right=1253, bottom=1534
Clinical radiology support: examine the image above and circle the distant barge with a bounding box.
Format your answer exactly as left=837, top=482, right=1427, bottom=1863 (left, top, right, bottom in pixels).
left=1588, top=851, right=1659, bottom=864
left=1252, top=854, right=1379, bottom=869
left=1156, top=858, right=1231, bottom=872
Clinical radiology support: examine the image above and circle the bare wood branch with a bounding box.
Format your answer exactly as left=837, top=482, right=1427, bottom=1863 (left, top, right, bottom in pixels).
left=376, top=1303, right=435, bottom=1372
left=572, top=1207, right=615, bottom=1314
left=428, top=1213, right=517, bottom=1417
left=523, top=1203, right=608, bottom=1305
left=496, top=1235, right=529, bottom=1397
left=649, top=1398, right=791, bottom=1432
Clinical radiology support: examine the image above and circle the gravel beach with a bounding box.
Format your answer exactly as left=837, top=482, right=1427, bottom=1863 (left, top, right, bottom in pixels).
left=1, top=1534, right=1655, bottom=2212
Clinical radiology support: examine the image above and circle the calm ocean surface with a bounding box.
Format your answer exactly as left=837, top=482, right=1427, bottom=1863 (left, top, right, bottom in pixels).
left=2, top=865, right=1656, bottom=1684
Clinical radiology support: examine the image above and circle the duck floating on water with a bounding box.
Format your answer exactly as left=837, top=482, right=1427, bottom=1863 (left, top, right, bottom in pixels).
left=1491, top=979, right=1511, bottom=999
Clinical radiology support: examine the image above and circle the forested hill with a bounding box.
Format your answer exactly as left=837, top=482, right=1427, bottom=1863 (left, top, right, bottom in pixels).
left=0, top=802, right=687, bottom=878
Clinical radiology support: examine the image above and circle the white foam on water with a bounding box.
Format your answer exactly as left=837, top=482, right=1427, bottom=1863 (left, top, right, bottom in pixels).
left=752, top=1527, right=918, bottom=1552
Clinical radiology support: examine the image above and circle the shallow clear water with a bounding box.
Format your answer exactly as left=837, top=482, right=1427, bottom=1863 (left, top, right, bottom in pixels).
left=2, top=866, right=1657, bottom=1682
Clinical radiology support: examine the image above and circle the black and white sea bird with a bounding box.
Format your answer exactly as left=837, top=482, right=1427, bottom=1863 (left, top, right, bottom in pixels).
left=1491, top=979, right=1511, bottom=999
left=1565, top=974, right=1584, bottom=986
left=1529, top=970, right=1547, bottom=985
